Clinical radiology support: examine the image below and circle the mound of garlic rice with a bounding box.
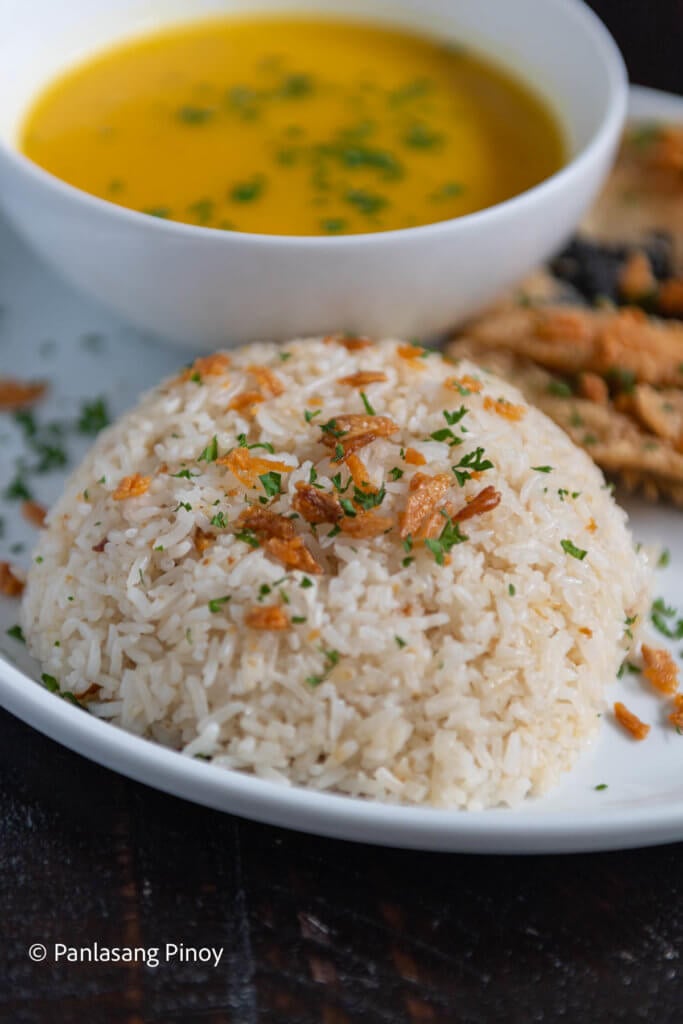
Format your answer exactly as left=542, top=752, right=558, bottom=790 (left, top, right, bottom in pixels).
left=22, top=337, right=652, bottom=808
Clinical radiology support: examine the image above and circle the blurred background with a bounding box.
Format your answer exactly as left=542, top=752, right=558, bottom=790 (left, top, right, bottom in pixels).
left=588, top=0, right=682, bottom=94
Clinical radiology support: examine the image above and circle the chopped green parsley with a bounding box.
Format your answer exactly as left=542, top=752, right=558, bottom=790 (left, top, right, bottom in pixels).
left=187, top=197, right=214, bottom=224
left=651, top=598, right=683, bottom=640
left=344, top=188, right=387, bottom=216
left=177, top=105, right=215, bottom=124
left=452, top=447, right=493, bottom=486
left=561, top=539, right=587, bottom=560
left=360, top=392, right=376, bottom=416
left=259, top=471, right=282, bottom=498
left=198, top=435, right=219, bottom=463
left=605, top=367, right=636, bottom=394
left=4, top=474, right=33, bottom=502
left=425, top=515, right=468, bottom=565
left=331, top=472, right=351, bottom=493
left=320, top=418, right=347, bottom=439
left=234, top=529, right=260, bottom=548
left=547, top=379, right=573, bottom=398
left=77, top=398, right=110, bottom=435
left=352, top=484, right=386, bottom=511
left=403, top=122, right=443, bottom=149
left=40, top=673, right=85, bottom=709
left=443, top=406, right=468, bottom=426
left=321, top=218, right=347, bottom=233
left=230, top=175, right=266, bottom=203
left=237, top=434, right=274, bottom=453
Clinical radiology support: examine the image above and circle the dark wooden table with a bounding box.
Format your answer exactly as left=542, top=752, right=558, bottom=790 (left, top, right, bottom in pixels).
left=2, top=5, right=682, bottom=1022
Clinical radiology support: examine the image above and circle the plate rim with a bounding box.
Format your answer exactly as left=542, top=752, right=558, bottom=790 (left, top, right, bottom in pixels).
left=1, top=84, right=682, bottom=854
left=2, top=645, right=683, bottom=854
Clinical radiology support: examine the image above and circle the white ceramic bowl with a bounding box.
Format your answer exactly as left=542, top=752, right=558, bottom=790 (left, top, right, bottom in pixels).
left=0, top=0, right=626, bottom=349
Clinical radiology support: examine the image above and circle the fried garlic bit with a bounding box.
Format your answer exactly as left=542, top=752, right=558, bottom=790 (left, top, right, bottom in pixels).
left=397, top=343, right=428, bottom=362
left=0, top=377, right=47, bottom=410
left=244, top=606, right=290, bottom=630
left=320, top=413, right=398, bottom=460
left=415, top=485, right=501, bottom=541
left=337, top=371, right=388, bottom=387
left=218, top=448, right=293, bottom=488
left=400, top=473, right=451, bottom=540
left=227, top=389, right=265, bottom=414
left=237, top=507, right=295, bottom=540
left=194, top=528, right=213, bottom=555
left=641, top=644, right=679, bottom=696
left=237, top=508, right=323, bottom=575
left=339, top=514, right=392, bottom=539
left=21, top=500, right=47, bottom=528
left=404, top=448, right=426, bottom=466
left=265, top=536, right=323, bottom=575
left=112, top=474, right=151, bottom=500
left=224, top=355, right=288, bottom=409
left=181, top=352, right=231, bottom=381
left=324, top=334, right=373, bottom=351
left=669, top=694, right=683, bottom=731
left=292, top=482, right=342, bottom=524
left=483, top=396, right=526, bottom=422
left=0, top=562, right=24, bottom=597
left=345, top=453, right=373, bottom=492
left=614, top=701, right=650, bottom=741
left=446, top=374, right=483, bottom=395
left=246, top=365, right=284, bottom=396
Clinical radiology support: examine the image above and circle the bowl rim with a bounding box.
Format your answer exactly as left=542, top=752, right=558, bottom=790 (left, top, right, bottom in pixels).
left=0, top=0, right=628, bottom=249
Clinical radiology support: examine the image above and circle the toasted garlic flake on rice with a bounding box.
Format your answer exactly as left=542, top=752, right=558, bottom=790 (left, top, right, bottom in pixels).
left=112, top=474, right=151, bottom=500
left=244, top=606, right=290, bottom=631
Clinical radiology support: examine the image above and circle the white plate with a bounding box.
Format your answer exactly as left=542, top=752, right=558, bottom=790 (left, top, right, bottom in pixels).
left=1, top=86, right=682, bottom=853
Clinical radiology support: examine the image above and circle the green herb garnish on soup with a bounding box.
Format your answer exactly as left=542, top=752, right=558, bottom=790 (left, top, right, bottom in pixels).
left=21, top=15, right=565, bottom=236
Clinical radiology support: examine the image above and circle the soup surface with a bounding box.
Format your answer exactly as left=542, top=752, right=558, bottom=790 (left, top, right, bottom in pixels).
left=21, top=16, right=565, bottom=236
